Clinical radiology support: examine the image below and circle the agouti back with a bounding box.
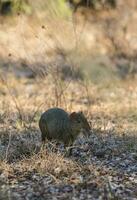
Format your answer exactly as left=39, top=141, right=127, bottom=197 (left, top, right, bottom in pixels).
left=39, top=107, right=90, bottom=146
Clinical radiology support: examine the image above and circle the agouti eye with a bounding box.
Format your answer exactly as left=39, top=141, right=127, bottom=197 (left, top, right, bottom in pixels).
left=77, top=120, right=81, bottom=123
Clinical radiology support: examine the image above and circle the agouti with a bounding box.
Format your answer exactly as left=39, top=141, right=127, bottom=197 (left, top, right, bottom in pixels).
left=39, top=107, right=90, bottom=146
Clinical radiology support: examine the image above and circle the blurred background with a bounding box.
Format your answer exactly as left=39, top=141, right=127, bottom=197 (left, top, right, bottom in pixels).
left=0, top=0, right=137, bottom=83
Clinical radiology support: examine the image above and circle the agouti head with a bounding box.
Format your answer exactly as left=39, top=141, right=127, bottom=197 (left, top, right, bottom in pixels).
left=69, top=111, right=91, bottom=137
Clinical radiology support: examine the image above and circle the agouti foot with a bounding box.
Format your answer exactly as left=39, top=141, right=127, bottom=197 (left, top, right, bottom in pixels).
left=65, top=146, right=74, bottom=157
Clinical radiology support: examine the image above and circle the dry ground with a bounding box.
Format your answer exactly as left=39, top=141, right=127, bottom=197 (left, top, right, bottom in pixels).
left=0, top=10, right=137, bottom=199
left=0, top=71, right=137, bottom=199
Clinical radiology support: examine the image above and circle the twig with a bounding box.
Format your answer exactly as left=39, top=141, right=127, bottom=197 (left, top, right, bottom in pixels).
left=5, top=131, right=12, bottom=162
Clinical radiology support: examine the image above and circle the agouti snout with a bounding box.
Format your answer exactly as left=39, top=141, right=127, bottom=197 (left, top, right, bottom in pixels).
left=39, top=107, right=91, bottom=146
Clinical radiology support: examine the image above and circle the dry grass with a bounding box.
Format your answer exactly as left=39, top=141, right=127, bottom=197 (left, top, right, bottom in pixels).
left=0, top=12, right=137, bottom=199
left=0, top=67, right=136, bottom=199
left=13, top=149, right=80, bottom=182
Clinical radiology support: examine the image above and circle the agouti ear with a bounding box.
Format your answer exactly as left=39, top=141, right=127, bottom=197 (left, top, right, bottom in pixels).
left=70, top=112, right=77, bottom=119
left=79, top=111, right=83, bottom=115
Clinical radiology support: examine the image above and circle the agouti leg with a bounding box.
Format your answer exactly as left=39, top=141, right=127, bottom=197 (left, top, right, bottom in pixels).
left=65, top=144, right=74, bottom=157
